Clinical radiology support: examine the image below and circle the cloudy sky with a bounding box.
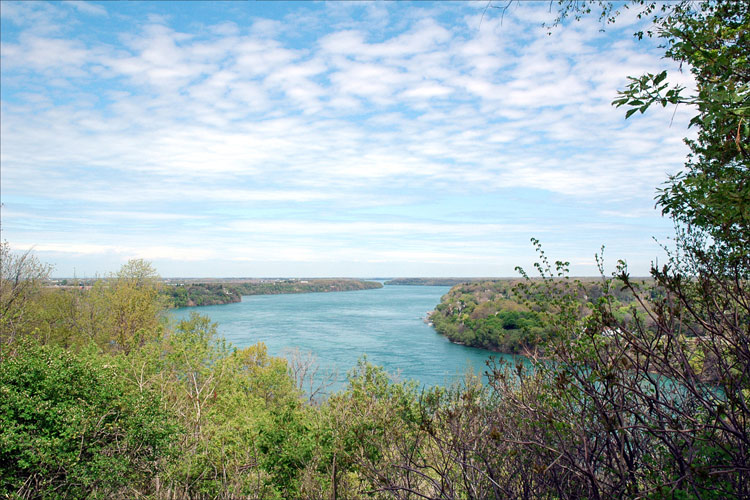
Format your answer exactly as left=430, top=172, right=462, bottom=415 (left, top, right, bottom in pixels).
left=1, top=1, right=694, bottom=278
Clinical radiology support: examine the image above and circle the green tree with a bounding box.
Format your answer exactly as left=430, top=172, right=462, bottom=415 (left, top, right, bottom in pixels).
left=83, top=259, right=165, bottom=353
left=557, top=0, right=749, bottom=266
left=496, top=2, right=750, bottom=496
left=0, top=340, right=178, bottom=499
left=126, top=312, right=305, bottom=499
left=0, top=242, right=51, bottom=353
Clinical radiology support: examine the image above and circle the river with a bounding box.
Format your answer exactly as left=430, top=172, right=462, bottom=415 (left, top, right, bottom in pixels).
left=168, top=285, right=519, bottom=391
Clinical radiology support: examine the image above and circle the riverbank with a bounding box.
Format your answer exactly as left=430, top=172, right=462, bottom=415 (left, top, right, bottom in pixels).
left=162, top=279, right=383, bottom=308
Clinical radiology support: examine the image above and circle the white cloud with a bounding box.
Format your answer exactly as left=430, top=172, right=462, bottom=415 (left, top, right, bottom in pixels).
left=15, top=242, right=217, bottom=262
left=1, top=35, right=92, bottom=74
left=65, top=1, right=107, bottom=17
left=0, top=2, right=692, bottom=276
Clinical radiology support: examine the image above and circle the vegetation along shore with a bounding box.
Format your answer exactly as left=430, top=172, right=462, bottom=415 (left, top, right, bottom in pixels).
left=160, top=279, right=383, bottom=307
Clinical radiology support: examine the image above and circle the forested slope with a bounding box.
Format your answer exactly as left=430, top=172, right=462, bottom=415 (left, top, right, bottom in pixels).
left=161, top=279, right=383, bottom=307
left=429, top=278, right=648, bottom=354
left=385, top=277, right=488, bottom=286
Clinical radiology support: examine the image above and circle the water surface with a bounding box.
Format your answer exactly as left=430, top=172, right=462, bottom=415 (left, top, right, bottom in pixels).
left=169, top=285, right=517, bottom=390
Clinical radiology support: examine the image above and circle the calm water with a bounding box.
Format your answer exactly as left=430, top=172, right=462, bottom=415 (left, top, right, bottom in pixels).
left=169, top=285, right=517, bottom=390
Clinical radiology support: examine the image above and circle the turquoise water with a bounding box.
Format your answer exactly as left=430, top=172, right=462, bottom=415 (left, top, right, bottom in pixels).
left=168, top=285, right=517, bottom=390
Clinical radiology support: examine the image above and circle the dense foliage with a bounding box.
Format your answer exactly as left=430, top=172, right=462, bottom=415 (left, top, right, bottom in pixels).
left=0, top=341, right=178, bottom=499
left=234, top=279, right=383, bottom=297
left=162, top=283, right=242, bottom=307
left=429, top=280, right=544, bottom=353
left=384, top=278, right=487, bottom=286
left=429, top=278, right=646, bottom=353
left=0, top=253, right=431, bottom=498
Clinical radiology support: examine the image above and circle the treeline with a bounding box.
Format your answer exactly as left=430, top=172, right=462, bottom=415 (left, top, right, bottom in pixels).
left=235, top=279, right=383, bottom=296
left=162, top=283, right=242, bottom=307
left=385, top=278, right=489, bottom=286
left=429, top=278, right=650, bottom=354
left=161, top=279, right=383, bottom=308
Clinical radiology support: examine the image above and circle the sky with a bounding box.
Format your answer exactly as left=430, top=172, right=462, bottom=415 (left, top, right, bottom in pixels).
left=0, top=1, right=696, bottom=278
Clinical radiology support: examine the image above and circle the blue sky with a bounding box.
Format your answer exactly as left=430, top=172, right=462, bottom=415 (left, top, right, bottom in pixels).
left=1, top=1, right=695, bottom=278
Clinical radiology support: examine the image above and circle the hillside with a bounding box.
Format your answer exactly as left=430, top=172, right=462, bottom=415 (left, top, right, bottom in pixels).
left=385, top=277, right=493, bottom=286
left=429, top=278, right=648, bottom=354
left=162, top=279, right=383, bottom=307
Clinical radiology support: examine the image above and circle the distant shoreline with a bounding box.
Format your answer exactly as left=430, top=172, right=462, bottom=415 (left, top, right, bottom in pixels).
left=162, top=278, right=383, bottom=308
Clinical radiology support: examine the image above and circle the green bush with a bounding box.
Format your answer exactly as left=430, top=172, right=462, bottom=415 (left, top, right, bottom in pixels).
left=0, top=341, right=178, bottom=499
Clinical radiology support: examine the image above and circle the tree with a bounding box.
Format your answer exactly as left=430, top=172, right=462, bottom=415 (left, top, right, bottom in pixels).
left=0, top=340, right=178, bottom=499
left=83, top=259, right=165, bottom=353
left=557, top=0, right=749, bottom=268
left=502, top=242, right=749, bottom=498
left=0, top=241, right=51, bottom=354
left=487, top=2, right=750, bottom=497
